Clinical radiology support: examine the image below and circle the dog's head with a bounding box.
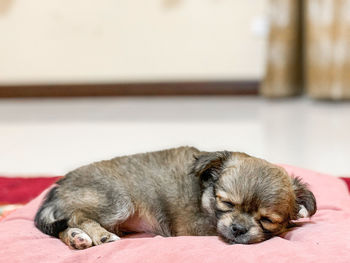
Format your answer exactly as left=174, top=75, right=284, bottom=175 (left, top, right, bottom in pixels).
left=192, top=151, right=316, bottom=244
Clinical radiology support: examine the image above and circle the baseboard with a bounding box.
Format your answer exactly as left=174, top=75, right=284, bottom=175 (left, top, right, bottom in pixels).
left=0, top=80, right=259, bottom=97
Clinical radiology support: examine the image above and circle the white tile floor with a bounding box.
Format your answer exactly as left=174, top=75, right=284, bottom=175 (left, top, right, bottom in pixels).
left=0, top=96, right=349, bottom=177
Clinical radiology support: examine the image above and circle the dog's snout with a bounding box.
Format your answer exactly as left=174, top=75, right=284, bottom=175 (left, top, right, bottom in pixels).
left=231, top=224, right=248, bottom=237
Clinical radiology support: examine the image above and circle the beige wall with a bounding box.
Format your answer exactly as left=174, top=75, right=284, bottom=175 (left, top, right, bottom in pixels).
left=0, top=0, right=268, bottom=84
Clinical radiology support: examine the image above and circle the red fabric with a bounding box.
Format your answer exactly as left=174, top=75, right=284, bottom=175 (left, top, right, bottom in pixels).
left=340, top=177, right=350, bottom=193
left=0, top=176, right=61, bottom=204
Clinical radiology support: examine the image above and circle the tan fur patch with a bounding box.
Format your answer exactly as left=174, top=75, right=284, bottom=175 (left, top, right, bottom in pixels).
left=217, top=213, right=233, bottom=228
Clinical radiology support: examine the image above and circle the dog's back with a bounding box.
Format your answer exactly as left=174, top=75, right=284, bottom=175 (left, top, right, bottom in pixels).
left=34, top=146, right=201, bottom=239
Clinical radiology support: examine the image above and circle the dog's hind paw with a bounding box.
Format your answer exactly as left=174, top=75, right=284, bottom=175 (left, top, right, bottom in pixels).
left=67, top=228, right=93, bottom=250
left=93, top=231, right=120, bottom=245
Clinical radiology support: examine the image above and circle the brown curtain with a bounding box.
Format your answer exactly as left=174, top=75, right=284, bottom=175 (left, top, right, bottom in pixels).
left=262, top=0, right=350, bottom=99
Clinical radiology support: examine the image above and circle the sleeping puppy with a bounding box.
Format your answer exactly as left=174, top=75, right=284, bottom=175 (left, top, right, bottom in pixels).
left=34, top=147, right=316, bottom=249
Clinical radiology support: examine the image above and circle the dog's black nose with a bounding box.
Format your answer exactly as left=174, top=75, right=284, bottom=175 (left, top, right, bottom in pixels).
left=231, top=224, right=248, bottom=237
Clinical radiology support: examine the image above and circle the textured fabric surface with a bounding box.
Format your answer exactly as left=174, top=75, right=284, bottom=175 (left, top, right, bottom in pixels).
left=0, top=176, right=61, bottom=204
left=0, top=165, right=350, bottom=263
left=341, top=177, right=350, bottom=193
left=0, top=176, right=61, bottom=221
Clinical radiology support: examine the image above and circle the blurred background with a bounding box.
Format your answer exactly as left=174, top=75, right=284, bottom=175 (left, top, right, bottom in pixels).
left=0, top=0, right=349, bottom=177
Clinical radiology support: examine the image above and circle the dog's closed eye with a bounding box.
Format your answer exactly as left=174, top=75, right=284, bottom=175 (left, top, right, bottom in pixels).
left=259, top=216, right=284, bottom=234
left=260, top=217, right=274, bottom=224
left=216, top=195, right=236, bottom=211
left=221, top=200, right=235, bottom=209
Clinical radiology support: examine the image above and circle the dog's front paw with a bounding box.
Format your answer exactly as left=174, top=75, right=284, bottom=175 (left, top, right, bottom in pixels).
left=92, top=231, right=120, bottom=245
left=67, top=228, right=93, bottom=250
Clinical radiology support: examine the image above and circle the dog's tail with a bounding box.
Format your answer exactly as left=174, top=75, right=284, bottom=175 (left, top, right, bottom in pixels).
left=34, top=186, right=68, bottom=237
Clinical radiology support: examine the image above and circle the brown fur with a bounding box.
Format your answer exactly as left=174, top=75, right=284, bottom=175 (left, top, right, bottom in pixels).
left=34, top=147, right=316, bottom=249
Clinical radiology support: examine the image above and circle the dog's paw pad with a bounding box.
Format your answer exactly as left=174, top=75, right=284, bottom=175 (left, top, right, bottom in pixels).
left=68, top=228, right=92, bottom=250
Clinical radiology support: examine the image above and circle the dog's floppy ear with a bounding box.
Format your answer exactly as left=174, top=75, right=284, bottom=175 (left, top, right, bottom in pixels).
left=191, top=151, right=230, bottom=183
left=292, top=177, right=317, bottom=219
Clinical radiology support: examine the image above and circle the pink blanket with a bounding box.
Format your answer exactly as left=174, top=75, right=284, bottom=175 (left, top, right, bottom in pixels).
left=1, top=165, right=350, bottom=263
